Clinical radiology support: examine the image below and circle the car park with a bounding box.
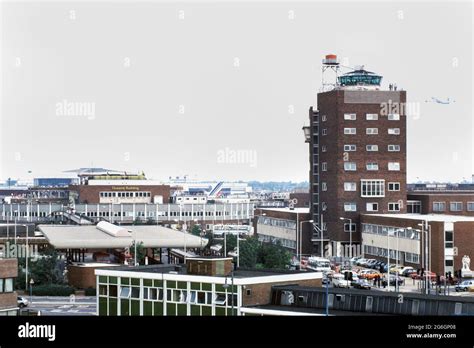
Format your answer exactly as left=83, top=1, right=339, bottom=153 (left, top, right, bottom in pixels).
left=455, top=280, right=474, bottom=292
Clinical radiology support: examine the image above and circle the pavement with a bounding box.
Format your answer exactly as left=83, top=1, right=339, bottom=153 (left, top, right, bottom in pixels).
left=21, top=296, right=96, bottom=316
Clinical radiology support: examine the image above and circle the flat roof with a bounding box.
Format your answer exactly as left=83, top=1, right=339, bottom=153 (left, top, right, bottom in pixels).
left=258, top=207, right=310, bottom=214
left=362, top=213, right=474, bottom=222
left=95, top=264, right=323, bottom=285
left=38, top=224, right=207, bottom=249
left=104, top=263, right=307, bottom=278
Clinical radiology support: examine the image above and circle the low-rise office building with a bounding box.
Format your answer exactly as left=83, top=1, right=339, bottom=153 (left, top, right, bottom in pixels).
left=254, top=208, right=313, bottom=257
left=360, top=214, right=474, bottom=276
left=407, top=191, right=474, bottom=216
left=95, top=257, right=322, bottom=316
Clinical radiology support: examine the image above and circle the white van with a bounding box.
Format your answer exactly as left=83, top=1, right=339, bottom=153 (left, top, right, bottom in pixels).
left=332, top=273, right=351, bottom=288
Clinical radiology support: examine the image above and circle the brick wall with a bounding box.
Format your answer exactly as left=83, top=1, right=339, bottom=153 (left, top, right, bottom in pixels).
left=317, top=90, right=407, bottom=244
left=0, top=259, right=18, bottom=310
left=67, top=265, right=124, bottom=289
left=72, top=185, right=171, bottom=204
left=242, top=278, right=321, bottom=306
left=408, top=193, right=474, bottom=216
left=0, top=258, right=18, bottom=278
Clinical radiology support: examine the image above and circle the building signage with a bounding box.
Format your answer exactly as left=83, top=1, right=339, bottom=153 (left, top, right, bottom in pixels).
left=110, top=186, right=140, bottom=191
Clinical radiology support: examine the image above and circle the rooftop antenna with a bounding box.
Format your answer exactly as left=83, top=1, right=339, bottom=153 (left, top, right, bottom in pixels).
left=321, top=54, right=340, bottom=92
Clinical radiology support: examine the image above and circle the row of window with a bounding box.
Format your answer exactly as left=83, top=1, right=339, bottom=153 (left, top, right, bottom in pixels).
left=341, top=113, right=401, bottom=121
left=258, top=234, right=297, bottom=249
left=342, top=162, right=400, bottom=171
left=100, top=192, right=152, bottom=198
left=84, top=210, right=232, bottom=217
left=257, top=216, right=296, bottom=230
left=343, top=202, right=401, bottom=212
left=322, top=180, right=400, bottom=197
left=327, top=128, right=401, bottom=135
left=363, top=245, right=419, bottom=264
left=99, top=284, right=237, bottom=307
left=433, top=202, right=474, bottom=212
left=362, top=223, right=421, bottom=240
left=343, top=144, right=400, bottom=152
left=0, top=278, right=14, bottom=293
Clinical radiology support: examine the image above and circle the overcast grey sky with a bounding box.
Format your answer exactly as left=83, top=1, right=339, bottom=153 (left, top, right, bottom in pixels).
left=1, top=1, right=472, bottom=183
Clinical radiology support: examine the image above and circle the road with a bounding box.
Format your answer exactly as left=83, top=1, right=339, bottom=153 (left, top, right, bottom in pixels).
left=22, top=296, right=96, bottom=316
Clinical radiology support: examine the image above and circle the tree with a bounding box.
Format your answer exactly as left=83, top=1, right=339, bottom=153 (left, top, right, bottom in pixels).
left=130, top=241, right=146, bottom=265
left=17, top=245, right=65, bottom=290
left=239, top=236, right=260, bottom=268
left=260, top=241, right=291, bottom=269
left=223, top=234, right=237, bottom=256
left=133, top=217, right=142, bottom=225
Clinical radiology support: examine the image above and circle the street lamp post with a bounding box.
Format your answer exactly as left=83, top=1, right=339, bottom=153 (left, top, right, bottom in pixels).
left=339, top=217, right=353, bottom=262
left=14, top=211, right=18, bottom=243
left=6, top=213, right=9, bottom=240
left=418, top=221, right=431, bottom=295
left=29, top=278, right=34, bottom=302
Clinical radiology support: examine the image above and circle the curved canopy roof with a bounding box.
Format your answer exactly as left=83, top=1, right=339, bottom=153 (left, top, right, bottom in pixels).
left=38, top=224, right=207, bottom=249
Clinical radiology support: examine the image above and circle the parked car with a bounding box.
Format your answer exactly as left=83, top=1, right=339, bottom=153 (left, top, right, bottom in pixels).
left=352, top=278, right=372, bottom=290
left=410, top=271, right=437, bottom=281
left=402, top=268, right=417, bottom=277
left=358, top=269, right=381, bottom=280
left=382, top=275, right=404, bottom=287
left=17, top=296, right=29, bottom=308
left=350, top=256, right=361, bottom=264
left=341, top=270, right=359, bottom=282
left=366, top=259, right=378, bottom=269
left=383, top=264, right=397, bottom=273
left=390, top=265, right=404, bottom=274
left=332, top=273, right=351, bottom=288
left=397, top=266, right=414, bottom=276
left=356, top=258, right=369, bottom=266
left=455, top=280, right=474, bottom=292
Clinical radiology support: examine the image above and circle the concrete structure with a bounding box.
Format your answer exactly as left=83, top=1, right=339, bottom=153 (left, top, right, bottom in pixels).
left=253, top=208, right=313, bottom=257
left=360, top=214, right=474, bottom=276
left=271, top=285, right=474, bottom=316
left=0, top=258, right=18, bottom=315
left=95, top=257, right=322, bottom=316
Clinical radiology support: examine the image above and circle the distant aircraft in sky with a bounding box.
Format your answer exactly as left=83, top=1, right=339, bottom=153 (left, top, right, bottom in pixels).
left=425, top=97, right=456, bottom=104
